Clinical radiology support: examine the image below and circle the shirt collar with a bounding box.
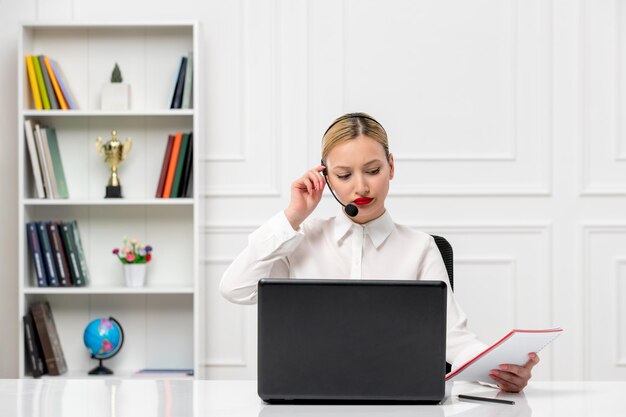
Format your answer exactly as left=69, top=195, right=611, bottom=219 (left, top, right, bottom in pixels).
left=332, top=209, right=395, bottom=249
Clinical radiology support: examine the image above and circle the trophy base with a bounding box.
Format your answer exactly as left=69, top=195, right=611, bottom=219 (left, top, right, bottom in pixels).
left=105, top=185, right=123, bottom=198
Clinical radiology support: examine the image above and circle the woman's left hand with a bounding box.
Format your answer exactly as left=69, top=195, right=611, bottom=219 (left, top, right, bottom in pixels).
left=489, top=353, right=540, bottom=392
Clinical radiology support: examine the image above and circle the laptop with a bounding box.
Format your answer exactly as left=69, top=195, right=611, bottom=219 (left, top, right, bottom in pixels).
left=257, top=279, right=448, bottom=404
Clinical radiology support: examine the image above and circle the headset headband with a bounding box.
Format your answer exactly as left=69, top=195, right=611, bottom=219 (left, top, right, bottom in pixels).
left=323, top=113, right=386, bottom=137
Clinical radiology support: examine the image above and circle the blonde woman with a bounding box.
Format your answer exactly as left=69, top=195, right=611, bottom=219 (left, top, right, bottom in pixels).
left=220, top=112, right=539, bottom=392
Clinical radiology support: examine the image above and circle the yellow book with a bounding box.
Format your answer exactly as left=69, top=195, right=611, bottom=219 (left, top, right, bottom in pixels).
left=44, top=56, right=68, bottom=110
left=25, top=56, right=42, bottom=110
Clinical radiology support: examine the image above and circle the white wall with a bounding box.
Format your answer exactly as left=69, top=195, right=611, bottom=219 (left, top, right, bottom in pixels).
left=1, top=0, right=624, bottom=381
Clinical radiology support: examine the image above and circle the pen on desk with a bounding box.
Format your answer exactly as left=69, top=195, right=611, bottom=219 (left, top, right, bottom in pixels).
left=458, top=394, right=515, bottom=405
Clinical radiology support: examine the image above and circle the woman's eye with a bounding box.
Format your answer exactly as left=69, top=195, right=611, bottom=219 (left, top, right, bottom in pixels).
left=337, top=173, right=351, bottom=180
left=367, top=168, right=381, bottom=175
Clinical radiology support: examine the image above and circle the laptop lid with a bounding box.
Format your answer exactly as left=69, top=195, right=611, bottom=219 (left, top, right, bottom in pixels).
left=257, top=279, right=447, bottom=404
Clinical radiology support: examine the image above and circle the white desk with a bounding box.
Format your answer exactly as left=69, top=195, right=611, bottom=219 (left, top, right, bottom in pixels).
left=0, top=379, right=623, bottom=417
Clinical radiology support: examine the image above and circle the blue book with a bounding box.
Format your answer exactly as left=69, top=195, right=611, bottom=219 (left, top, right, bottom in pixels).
left=26, top=223, right=47, bottom=287
left=37, top=222, right=59, bottom=287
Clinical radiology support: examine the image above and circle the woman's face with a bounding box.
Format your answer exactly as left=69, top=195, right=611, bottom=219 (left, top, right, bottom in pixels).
left=325, top=135, right=394, bottom=224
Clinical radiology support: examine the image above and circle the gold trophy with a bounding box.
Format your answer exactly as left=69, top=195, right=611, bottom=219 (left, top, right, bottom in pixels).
left=96, top=130, right=132, bottom=198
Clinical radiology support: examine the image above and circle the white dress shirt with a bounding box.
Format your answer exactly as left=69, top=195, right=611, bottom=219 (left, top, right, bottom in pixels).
left=220, top=209, right=487, bottom=368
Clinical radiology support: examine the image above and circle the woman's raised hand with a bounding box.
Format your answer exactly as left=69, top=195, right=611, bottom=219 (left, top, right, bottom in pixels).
left=284, top=165, right=326, bottom=230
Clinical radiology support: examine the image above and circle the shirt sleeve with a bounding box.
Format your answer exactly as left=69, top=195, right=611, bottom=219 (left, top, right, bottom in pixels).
left=219, top=211, right=304, bottom=305
left=418, top=237, right=489, bottom=366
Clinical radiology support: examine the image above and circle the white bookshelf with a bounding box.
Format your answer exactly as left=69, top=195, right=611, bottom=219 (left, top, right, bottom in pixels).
left=17, top=22, right=200, bottom=379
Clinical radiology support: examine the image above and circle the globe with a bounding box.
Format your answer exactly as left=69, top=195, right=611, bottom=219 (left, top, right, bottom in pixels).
left=83, top=317, right=124, bottom=375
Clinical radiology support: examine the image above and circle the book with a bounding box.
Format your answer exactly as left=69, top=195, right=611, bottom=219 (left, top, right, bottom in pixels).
left=446, top=328, right=563, bottom=382
left=43, top=56, right=68, bottom=110
left=170, top=56, right=187, bottom=109
left=162, top=132, right=183, bottom=198
left=24, top=119, right=46, bottom=198
left=37, top=222, right=59, bottom=287
left=181, top=52, right=193, bottom=109
left=70, top=220, right=90, bottom=286
left=40, top=128, right=59, bottom=198
left=48, top=222, right=72, bottom=287
left=26, top=223, right=47, bottom=287
left=171, top=133, right=190, bottom=198
left=38, top=55, right=59, bottom=110
left=23, top=313, right=46, bottom=378
left=49, top=59, right=77, bottom=110
left=31, top=56, right=50, bottom=110
left=34, top=123, right=53, bottom=199
left=59, top=221, right=84, bottom=287
left=30, top=302, right=67, bottom=376
left=45, top=128, right=69, bottom=198
left=156, top=135, right=174, bottom=198
left=25, top=56, right=43, bottom=110
left=180, top=133, right=193, bottom=198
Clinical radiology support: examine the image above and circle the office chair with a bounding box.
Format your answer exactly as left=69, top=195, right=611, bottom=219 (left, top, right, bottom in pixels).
left=431, top=234, right=454, bottom=374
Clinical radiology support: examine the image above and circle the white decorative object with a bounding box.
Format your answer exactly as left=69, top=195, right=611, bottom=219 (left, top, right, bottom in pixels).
left=123, top=264, right=147, bottom=287
left=101, top=63, right=130, bottom=110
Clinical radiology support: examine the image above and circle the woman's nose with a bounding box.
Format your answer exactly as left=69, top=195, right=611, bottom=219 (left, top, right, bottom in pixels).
left=355, top=174, right=370, bottom=195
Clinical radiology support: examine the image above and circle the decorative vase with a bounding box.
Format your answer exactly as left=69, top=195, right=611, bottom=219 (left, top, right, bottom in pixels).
left=123, top=264, right=146, bottom=287
left=101, top=83, right=131, bottom=110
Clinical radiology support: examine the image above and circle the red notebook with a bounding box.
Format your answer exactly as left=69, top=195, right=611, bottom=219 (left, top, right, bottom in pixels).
left=446, top=328, right=563, bottom=382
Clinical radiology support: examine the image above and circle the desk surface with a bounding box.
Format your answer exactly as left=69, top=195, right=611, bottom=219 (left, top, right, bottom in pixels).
left=0, top=379, right=623, bottom=417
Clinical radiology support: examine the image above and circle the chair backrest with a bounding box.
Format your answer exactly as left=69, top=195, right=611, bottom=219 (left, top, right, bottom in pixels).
left=431, top=235, right=453, bottom=291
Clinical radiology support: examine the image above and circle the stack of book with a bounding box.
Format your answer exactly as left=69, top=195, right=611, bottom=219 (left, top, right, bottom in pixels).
left=170, top=53, right=193, bottom=109
left=25, top=55, right=77, bottom=110
left=156, top=132, right=193, bottom=198
left=23, top=301, right=67, bottom=377
left=26, top=220, right=89, bottom=287
left=24, top=120, right=69, bottom=199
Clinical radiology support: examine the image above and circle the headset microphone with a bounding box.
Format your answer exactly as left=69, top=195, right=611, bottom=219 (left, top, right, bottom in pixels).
left=321, top=161, right=359, bottom=217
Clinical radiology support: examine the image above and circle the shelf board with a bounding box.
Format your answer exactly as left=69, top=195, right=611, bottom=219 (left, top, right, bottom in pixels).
left=22, top=109, right=194, bottom=117
left=37, top=369, right=195, bottom=380
left=23, top=198, right=194, bottom=206
left=24, top=287, right=194, bottom=295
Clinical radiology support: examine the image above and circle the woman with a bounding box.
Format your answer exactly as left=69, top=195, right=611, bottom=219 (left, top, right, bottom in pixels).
left=220, top=112, right=539, bottom=392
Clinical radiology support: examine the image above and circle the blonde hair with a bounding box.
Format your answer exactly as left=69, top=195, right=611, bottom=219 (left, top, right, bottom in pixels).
left=321, top=112, right=390, bottom=164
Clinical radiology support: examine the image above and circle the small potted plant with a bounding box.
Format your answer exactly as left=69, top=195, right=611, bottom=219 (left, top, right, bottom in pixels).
left=101, top=63, right=130, bottom=110
left=113, top=237, right=153, bottom=287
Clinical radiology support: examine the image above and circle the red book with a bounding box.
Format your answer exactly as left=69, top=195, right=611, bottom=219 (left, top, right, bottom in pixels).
left=156, top=135, right=174, bottom=198
left=162, top=133, right=182, bottom=198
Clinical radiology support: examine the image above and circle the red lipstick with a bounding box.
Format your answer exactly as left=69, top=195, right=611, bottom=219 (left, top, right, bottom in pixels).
left=353, top=197, right=373, bottom=206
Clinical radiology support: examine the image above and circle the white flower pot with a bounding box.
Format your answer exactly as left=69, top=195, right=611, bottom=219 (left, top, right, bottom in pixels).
left=101, top=83, right=130, bottom=110
left=123, top=264, right=146, bottom=288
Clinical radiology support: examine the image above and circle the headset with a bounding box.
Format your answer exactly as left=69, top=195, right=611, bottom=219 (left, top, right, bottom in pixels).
left=320, top=113, right=386, bottom=218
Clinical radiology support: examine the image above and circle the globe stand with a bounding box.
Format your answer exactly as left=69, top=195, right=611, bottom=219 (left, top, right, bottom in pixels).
left=88, top=358, right=114, bottom=375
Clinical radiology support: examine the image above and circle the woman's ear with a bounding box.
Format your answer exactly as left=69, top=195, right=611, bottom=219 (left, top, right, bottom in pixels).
left=388, top=154, right=395, bottom=180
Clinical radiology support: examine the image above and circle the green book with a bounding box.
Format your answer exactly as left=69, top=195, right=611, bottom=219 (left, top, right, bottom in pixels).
left=32, top=56, right=50, bottom=110
left=71, top=220, right=89, bottom=286
left=171, top=133, right=190, bottom=198
left=44, top=128, right=69, bottom=198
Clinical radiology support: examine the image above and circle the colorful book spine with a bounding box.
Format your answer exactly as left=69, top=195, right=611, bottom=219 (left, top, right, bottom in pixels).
left=38, top=55, right=59, bottom=110
left=25, top=56, right=43, bottom=110
left=24, top=120, right=46, bottom=198
left=34, top=123, right=53, bottom=199
left=50, top=59, right=76, bottom=110
left=59, top=221, right=84, bottom=287
left=156, top=135, right=174, bottom=198
left=180, top=133, right=193, bottom=198
left=30, top=302, right=67, bottom=376
left=32, top=56, right=50, bottom=110
left=162, top=132, right=183, bottom=198
left=48, top=222, right=72, bottom=287
left=37, top=222, right=59, bottom=287
left=181, top=52, right=193, bottom=109
left=40, top=128, right=59, bottom=198
left=43, top=56, right=68, bottom=110
left=171, top=133, right=190, bottom=198
left=26, top=223, right=47, bottom=287
left=45, top=128, right=69, bottom=198
left=70, top=220, right=89, bottom=286
left=170, top=56, right=187, bottom=109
